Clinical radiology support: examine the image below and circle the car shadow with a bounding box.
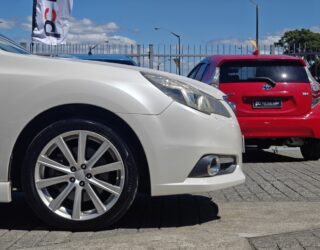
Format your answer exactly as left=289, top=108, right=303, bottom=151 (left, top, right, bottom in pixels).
left=0, top=193, right=219, bottom=231
left=116, top=194, right=219, bottom=229
left=243, top=148, right=304, bottom=163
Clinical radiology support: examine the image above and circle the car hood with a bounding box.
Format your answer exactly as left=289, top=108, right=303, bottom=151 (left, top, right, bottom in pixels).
left=57, top=56, right=226, bottom=100
left=1, top=51, right=225, bottom=101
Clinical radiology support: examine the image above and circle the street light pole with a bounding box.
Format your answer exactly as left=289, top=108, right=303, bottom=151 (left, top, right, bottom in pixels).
left=154, top=27, right=181, bottom=75
left=250, top=0, right=259, bottom=49
left=88, top=41, right=109, bottom=55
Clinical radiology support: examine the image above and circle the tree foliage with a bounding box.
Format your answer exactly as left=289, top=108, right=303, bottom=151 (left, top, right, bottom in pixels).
left=310, top=58, right=320, bottom=80
left=275, top=29, right=320, bottom=52
left=276, top=29, right=320, bottom=79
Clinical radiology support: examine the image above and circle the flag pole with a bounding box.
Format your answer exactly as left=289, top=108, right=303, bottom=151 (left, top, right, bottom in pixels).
left=31, top=0, right=37, bottom=53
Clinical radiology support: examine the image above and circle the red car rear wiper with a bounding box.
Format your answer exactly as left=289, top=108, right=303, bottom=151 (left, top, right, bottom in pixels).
left=247, top=77, right=276, bottom=88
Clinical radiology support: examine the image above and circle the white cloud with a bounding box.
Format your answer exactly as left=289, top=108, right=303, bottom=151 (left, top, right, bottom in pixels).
left=310, top=26, right=320, bottom=33
left=106, top=35, right=136, bottom=45
left=20, top=16, right=136, bottom=45
left=0, top=18, right=16, bottom=29
left=207, top=35, right=281, bottom=47
left=21, top=16, right=32, bottom=31
left=205, top=32, right=285, bottom=55
left=208, top=37, right=246, bottom=45
left=259, top=35, right=281, bottom=46
left=69, top=18, right=119, bottom=35
left=67, top=17, right=136, bottom=45
left=67, top=33, right=135, bottom=45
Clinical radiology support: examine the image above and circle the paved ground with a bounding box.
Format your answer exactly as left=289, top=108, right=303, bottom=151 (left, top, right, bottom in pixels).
left=249, top=229, right=320, bottom=250
left=0, top=147, right=320, bottom=249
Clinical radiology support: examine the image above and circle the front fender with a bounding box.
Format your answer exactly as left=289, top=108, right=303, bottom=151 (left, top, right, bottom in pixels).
left=0, top=77, right=171, bottom=183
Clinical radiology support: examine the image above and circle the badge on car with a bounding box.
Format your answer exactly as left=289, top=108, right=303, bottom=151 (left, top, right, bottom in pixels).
left=262, top=84, right=273, bottom=91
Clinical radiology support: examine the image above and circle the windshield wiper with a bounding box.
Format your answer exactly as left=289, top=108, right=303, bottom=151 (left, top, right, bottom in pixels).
left=247, top=77, right=276, bottom=88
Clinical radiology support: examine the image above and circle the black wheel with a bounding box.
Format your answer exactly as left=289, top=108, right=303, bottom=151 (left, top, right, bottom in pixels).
left=21, top=119, right=138, bottom=231
left=300, top=139, right=320, bottom=161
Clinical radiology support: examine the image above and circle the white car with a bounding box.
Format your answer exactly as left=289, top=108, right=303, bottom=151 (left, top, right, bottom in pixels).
left=0, top=35, right=245, bottom=230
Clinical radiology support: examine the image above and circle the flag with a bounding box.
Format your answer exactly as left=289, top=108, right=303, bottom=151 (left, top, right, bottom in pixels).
left=250, top=40, right=257, bottom=49
left=250, top=40, right=259, bottom=55
left=32, top=0, right=73, bottom=45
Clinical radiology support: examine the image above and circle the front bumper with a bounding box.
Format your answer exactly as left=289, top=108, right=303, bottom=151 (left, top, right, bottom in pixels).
left=119, top=101, right=245, bottom=196
left=154, top=165, right=244, bottom=195
left=239, top=105, right=320, bottom=138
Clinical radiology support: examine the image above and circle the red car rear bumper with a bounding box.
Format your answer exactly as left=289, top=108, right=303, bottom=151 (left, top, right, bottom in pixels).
left=239, top=105, right=320, bottom=139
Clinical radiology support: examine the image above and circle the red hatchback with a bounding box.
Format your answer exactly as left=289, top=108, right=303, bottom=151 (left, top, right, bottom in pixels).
left=188, top=54, right=320, bottom=160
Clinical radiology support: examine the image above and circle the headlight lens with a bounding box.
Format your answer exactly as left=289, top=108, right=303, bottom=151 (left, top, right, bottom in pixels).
left=142, top=72, right=230, bottom=117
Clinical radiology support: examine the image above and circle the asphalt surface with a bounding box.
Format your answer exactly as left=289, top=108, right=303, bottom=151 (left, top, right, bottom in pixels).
left=0, top=147, right=320, bottom=249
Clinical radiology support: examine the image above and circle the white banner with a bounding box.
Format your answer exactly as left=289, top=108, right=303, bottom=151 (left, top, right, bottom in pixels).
left=32, top=0, right=73, bottom=45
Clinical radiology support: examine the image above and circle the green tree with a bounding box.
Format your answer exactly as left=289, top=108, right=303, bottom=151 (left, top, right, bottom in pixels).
left=276, top=29, right=320, bottom=78
left=275, top=29, right=320, bottom=54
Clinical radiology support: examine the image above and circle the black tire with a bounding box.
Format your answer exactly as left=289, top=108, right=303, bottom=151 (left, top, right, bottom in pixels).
left=300, top=139, right=320, bottom=161
left=21, top=119, right=138, bottom=231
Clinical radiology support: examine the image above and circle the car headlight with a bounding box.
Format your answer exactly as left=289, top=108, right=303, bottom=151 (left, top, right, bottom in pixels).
left=141, top=72, right=230, bottom=117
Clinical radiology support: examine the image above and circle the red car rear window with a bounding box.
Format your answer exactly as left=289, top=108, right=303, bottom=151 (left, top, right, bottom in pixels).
left=220, top=60, right=308, bottom=83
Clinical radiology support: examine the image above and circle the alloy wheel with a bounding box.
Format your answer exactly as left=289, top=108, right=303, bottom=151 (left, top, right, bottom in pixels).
left=34, top=130, right=125, bottom=221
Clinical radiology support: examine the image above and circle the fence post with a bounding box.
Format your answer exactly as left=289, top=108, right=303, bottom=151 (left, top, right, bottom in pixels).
left=270, top=45, right=275, bottom=54
left=149, top=44, right=154, bottom=69
left=137, top=44, right=141, bottom=67
left=131, top=44, right=134, bottom=57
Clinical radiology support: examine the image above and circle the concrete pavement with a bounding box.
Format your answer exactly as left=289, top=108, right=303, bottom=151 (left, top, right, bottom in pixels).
left=0, top=148, right=320, bottom=249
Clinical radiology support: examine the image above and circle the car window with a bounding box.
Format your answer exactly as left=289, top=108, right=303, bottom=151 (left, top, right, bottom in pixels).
left=0, top=35, right=30, bottom=55
left=220, top=61, right=308, bottom=83
left=188, top=64, right=202, bottom=79
left=195, top=63, right=209, bottom=81
left=202, top=64, right=216, bottom=83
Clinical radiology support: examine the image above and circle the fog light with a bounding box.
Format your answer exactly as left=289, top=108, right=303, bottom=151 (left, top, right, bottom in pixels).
left=189, top=155, right=236, bottom=178
left=207, top=156, right=221, bottom=176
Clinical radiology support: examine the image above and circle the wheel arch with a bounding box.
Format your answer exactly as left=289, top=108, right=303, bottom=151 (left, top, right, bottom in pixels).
left=10, top=104, right=151, bottom=195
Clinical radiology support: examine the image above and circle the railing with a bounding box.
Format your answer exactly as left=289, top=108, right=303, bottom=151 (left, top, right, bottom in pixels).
left=24, top=43, right=320, bottom=76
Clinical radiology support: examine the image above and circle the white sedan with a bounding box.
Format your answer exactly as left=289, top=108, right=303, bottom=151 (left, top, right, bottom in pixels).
left=0, top=35, right=245, bottom=230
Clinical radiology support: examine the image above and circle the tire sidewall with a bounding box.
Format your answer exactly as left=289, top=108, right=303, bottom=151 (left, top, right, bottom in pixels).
left=300, top=139, right=320, bottom=161
left=21, top=119, right=138, bottom=231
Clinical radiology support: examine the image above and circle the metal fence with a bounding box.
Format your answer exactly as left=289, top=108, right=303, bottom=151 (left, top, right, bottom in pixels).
left=25, top=43, right=320, bottom=76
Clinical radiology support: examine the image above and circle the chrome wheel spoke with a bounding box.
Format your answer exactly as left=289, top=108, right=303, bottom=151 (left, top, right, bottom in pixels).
left=72, top=186, right=82, bottom=220
left=85, top=184, right=106, bottom=214
left=89, top=178, right=121, bottom=196
left=37, top=155, right=71, bottom=174
left=87, top=141, right=110, bottom=169
left=36, top=175, right=70, bottom=189
left=55, top=136, right=77, bottom=167
left=77, top=131, right=87, bottom=165
left=91, top=161, right=123, bottom=175
left=49, top=183, right=74, bottom=211
left=35, top=130, right=125, bottom=221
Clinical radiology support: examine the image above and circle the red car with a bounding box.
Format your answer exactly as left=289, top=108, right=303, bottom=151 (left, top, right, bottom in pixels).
left=188, top=54, right=320, bottom=160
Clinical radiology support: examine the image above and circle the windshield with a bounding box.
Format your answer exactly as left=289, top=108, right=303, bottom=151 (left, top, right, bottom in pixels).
left=0, top=34, right=30, bottom=55
left=220, top=60, right=309, bottom=83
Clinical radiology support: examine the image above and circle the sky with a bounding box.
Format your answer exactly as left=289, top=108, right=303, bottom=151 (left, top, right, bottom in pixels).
left=0, top=0, right=320, bottom=46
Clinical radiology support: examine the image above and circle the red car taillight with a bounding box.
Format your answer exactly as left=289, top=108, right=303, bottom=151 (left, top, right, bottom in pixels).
left=306, top=67, right=320, bottom=108
left=311, top=83, right=320, bottom=107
